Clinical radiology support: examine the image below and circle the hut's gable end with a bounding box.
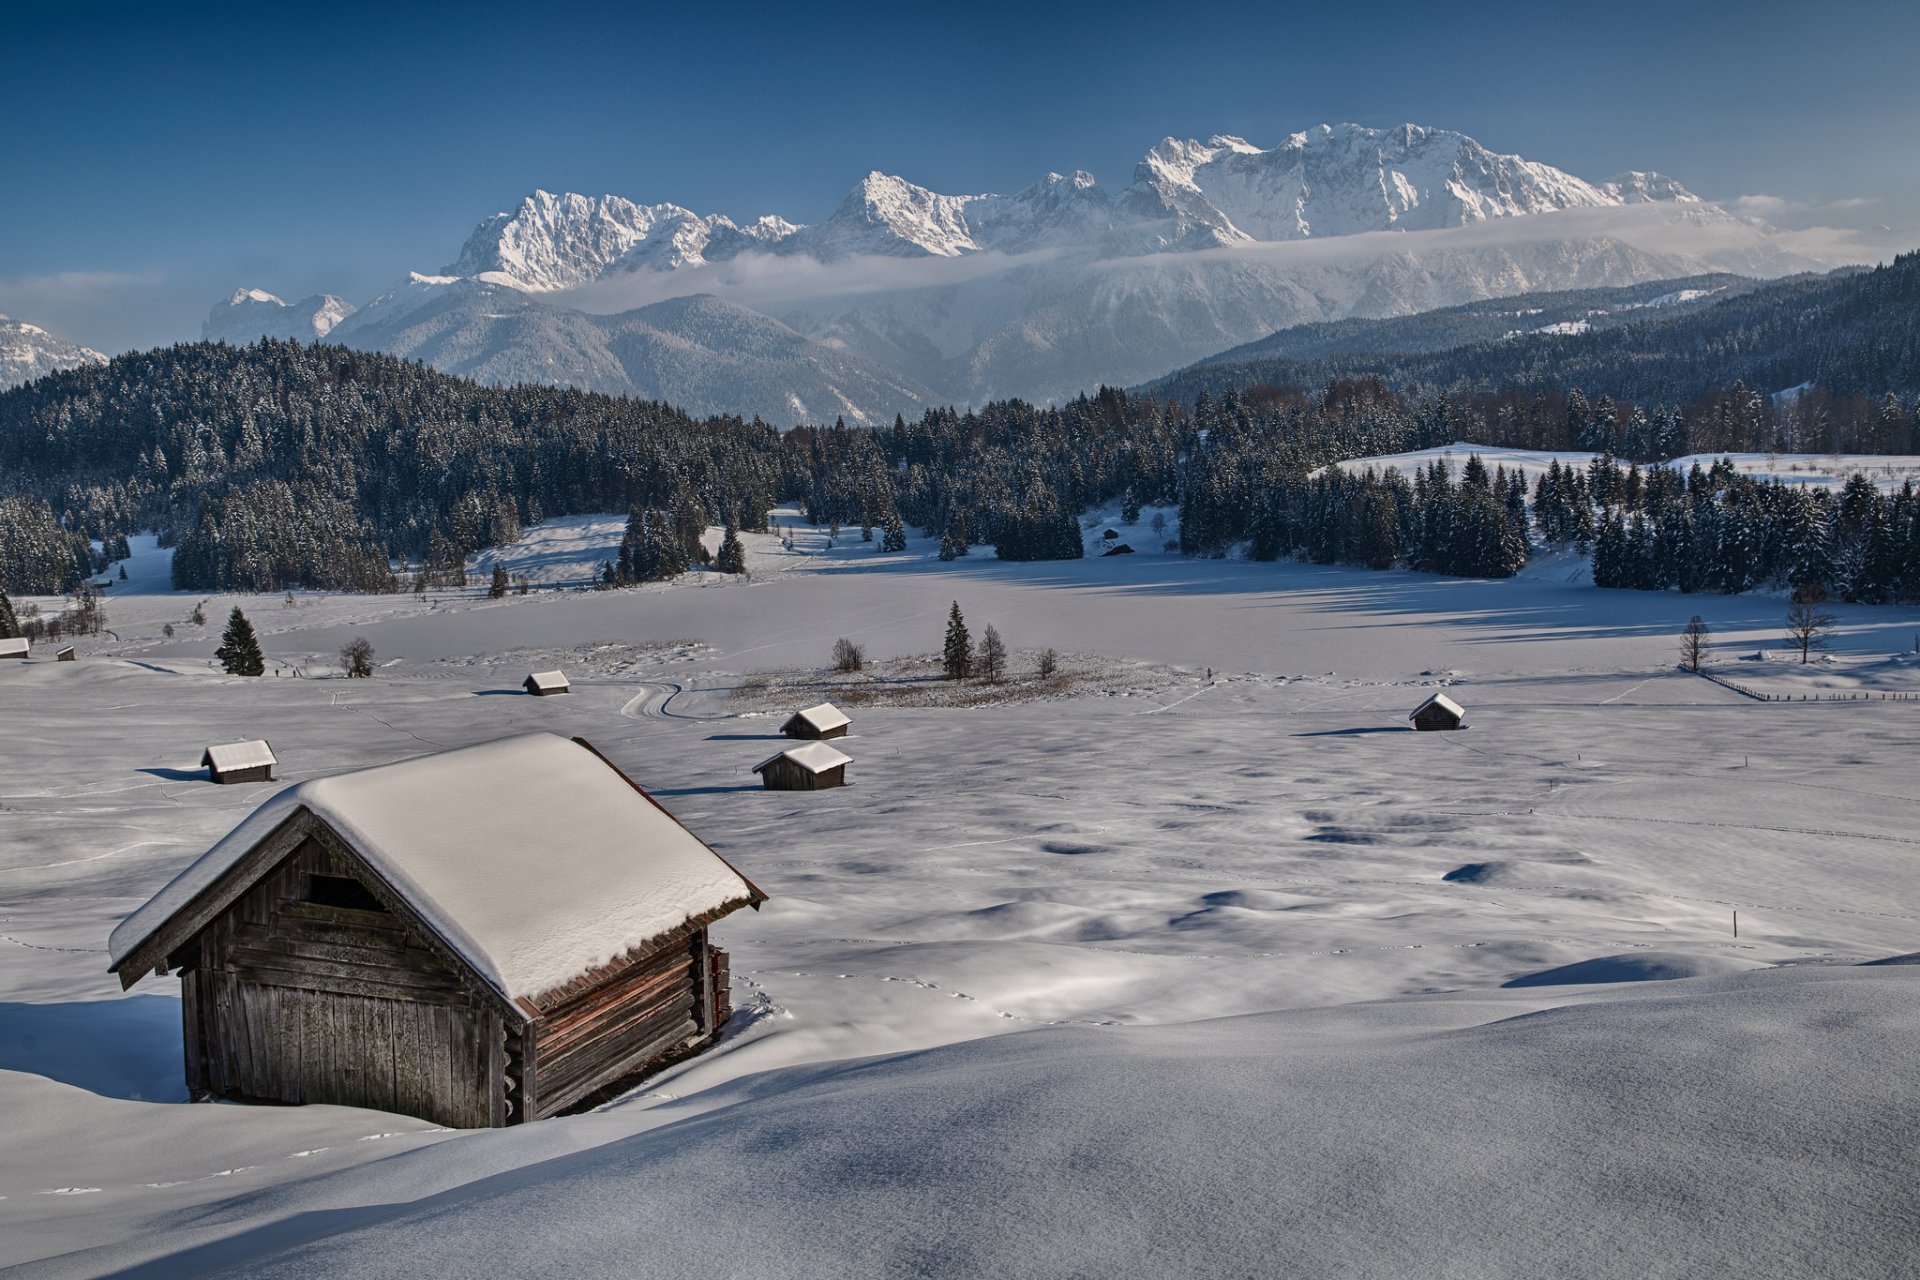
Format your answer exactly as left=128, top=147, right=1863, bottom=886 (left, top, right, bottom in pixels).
left=173, top=824, right=519, bottom=1126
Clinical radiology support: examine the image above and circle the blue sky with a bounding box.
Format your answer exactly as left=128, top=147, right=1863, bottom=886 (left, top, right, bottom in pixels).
left=4, top=0, right=1915, bottom=352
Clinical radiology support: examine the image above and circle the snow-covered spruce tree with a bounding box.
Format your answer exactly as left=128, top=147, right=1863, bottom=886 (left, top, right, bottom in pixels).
left=217, top=606, right=265, bottom=676
left=0, top=587, right=17, bottom=639
left=942, top=602, right=972, bottom=680
left=881, top=511, right=907, bottom=553
left=489, top=562, right=509, bottom=599
left=717, top=525, right=747, bottom=575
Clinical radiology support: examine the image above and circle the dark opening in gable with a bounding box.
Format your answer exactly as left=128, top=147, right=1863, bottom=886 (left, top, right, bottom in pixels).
left=307, top=873, right=387, bottom=913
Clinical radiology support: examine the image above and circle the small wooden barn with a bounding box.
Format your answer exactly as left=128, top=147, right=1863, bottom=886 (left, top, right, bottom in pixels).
left=1409, top=692, right=1466, bottom=732
left=754, top=742, right=851, bottom=791
left=781, top=701, right=851, bottom=740
left=56, top=645, right=76, bottom=661
left=108, top=733, right=766, bottom=1128
left=0, top=637, right=27, bottom=660
left=202, top=740, right=278, bottom=784
left=524, top=670, right=570, bottom=696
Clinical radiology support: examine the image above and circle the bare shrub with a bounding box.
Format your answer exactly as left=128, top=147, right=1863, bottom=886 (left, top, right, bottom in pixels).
left=339, top=637, right=376, bottom=678
left=832, top=637, right=866, bottom=673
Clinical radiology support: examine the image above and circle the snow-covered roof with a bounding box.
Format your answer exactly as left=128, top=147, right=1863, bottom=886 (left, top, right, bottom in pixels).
left=1410, top=692, right=1466, bottom=721
left=755, top=742, right=853, bottom=774
left=0, top=637, right=28, bottom=657
left=201, top=740, right=277, bottom=771
left=788, top=702, right=851, bottom=733
left=526, top=670, right=570, bottom=691
left=111, top=734, right=763, bottom=1005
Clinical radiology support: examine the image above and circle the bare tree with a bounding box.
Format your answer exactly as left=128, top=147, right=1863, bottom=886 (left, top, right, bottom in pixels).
left=1679, top=615, right=1711, bottom=673
left=976, top=624, right=1007, bottom=683
left=1785, top=590, right=1837, bottom=664
left=831, top=637, right=865, bottom=673
left=339, top=636, right=376, bottom=678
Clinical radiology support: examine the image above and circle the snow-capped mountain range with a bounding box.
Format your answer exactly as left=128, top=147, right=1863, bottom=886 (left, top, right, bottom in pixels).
left=204, top=122, right=1852, bottom=423
left=202, top=288, right=357, bottom=345
left=1, top=314, right=106, bottom=389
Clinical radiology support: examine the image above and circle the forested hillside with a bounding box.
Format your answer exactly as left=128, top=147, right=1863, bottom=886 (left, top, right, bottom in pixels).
left=1149, top=253, right=1920, bottom=406
left=2, top=338, right=1917, bottom=603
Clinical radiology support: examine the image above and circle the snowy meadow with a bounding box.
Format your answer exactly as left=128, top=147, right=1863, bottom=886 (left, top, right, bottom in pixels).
left=4, top=517, right=1920, bottom=1277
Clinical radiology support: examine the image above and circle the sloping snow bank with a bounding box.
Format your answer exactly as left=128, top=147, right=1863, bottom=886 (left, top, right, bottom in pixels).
left=87, top=966, right=1920, bottom=1280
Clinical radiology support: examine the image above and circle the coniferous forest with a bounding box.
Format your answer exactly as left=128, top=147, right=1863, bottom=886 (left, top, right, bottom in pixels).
left=1, top=326, right=1918, bottom=606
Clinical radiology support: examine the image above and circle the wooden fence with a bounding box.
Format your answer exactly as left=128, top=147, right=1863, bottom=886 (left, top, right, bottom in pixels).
left=1694, top=669, right=1920, bottom=702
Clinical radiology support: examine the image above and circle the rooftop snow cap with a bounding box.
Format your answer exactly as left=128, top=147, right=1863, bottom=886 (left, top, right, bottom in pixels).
left=789, top=702, right=851, bottom=733
left=525, top=670, right=570, bottom=693
left=755, top=742, right=853, bottom=774
left=110, top=734, right=765, bottom=1004
left=0, top=637, right=29, bottom=657
left=1409, top=692, right=1466, bottom=722
left=201, top=740, right=277, bottom=772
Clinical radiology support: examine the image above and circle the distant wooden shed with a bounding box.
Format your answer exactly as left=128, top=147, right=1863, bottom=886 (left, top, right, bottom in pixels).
left=781, top=701, right=850, bottom=740
left=1409, top=692, right=1466, bottom=732
left=754, top=742, right=851, bottom=791
left=524, top=670, right=571, bottom=696
left=0, top=637, right=27, bottom=660
left=202, top=740, right=278, bottom=784
left=108, top=733, right=766, bottom=1128
left=56, top=645, right=76, bottom=661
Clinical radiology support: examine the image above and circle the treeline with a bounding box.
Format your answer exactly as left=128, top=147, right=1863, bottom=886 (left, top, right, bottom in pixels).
left=4, top=337, right=1920, bottom=601
left=1152, top=250, right=1920, bottom=412
left=1579, top=455, right=1920, bottom=604
left=0, top=340, right=781, bottom=592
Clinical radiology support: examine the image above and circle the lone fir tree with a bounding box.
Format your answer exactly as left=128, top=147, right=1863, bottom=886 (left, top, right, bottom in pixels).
left=0, top=587, right=17, bottom=640
left=942, top=601, right=972, bottom=680
left=217, top=606, right=265, bottom=677
left=717, top=525, right=747, bottom=575
left=489, top=562, right=510, bottom=599
left=881, top=510, right=908, bottom=553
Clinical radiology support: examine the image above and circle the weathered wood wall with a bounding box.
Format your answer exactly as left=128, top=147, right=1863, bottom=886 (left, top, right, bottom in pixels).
left=1412, top=706, right=1462, bottom=732
left=523, top=929, right=707, bottom=1120
left=758, top=758, right=845, bottom=790
left=209, top=764, right=275, bottom=785
left=184, top=837, right=508, bottom=1128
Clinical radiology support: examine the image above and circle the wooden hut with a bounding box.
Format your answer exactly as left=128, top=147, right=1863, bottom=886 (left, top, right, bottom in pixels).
left=202, top=740, right=278, bottom=784
left=1408, top=692, right=1466, bottom=732
left=0, top=637, right=27, bottom=660
left=754, top=742, right=851, bottom=791
left=56, top=645, right=76, bottom=661
left=524, top=670, right=570, bottom=696
left=107, top=733, right=766, bottom=1128
left=781, top=701, right=851, bottom=740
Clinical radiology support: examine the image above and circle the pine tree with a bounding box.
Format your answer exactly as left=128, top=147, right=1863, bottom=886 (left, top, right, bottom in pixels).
left=717, top=524, right=747, bottom=575
left=489, top=562, right=509, bottom=599
left=1121, top=488, right=1141, bottom=525
left=881, top=510, right=908, bottom=553
left=0, top=588, right=16, bottom=640
left=942, top=601, right=972, bottom=680
left=217, top=606, right=265, bottom=677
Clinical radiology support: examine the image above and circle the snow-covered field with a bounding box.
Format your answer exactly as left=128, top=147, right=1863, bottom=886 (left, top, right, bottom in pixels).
left=1332, top=442, right=1920, bottom=491
left=5, top=515, right=1920, bottom=1276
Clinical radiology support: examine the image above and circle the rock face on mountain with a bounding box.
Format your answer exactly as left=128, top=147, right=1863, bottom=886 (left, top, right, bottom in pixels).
left=203, top=289, right=356, bottom=344
left=0, top=314, right=106, bottom=389
left=208, top=122, right=1847, bottom=422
